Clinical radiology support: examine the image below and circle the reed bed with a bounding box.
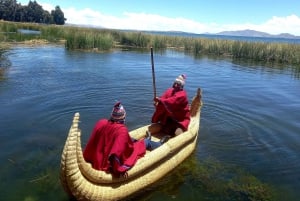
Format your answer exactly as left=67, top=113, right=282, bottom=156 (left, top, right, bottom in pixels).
left=64, top=29, right=114, bottom=51
left=1, top=21, right=300, bottom=65
left=0, top=21, right=41, bottom=42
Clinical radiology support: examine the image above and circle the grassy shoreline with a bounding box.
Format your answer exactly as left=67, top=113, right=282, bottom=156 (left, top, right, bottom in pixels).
left=1, top=21, right=300, bottom=65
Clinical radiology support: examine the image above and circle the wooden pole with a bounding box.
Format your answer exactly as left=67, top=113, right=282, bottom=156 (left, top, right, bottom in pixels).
left=151, top=47, right=157, bottom=99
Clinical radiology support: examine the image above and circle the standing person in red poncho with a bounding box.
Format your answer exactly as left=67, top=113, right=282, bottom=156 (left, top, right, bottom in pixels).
left=151, top=74, right=191, bottom=137
left=83, top=101, right=146, bottom=177
left=83, top=101, right=167, bottom=177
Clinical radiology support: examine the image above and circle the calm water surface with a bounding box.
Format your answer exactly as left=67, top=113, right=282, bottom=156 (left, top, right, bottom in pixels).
left=0, top=45, right=300, bottom=201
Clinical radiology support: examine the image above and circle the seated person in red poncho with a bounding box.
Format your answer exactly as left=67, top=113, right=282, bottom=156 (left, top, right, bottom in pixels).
left=83, top=101, right=168, bottom=177
left=150, top=74, right=191, bottom=137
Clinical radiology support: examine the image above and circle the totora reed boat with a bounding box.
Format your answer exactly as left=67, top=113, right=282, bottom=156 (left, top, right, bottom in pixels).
left=60, top=88, right=203, bottom=201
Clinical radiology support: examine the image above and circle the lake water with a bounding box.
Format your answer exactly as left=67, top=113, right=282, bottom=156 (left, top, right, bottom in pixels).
left=0, top=45, right=300, bottom=201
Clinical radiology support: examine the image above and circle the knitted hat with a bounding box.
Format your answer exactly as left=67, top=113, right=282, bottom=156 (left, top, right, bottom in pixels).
left=174, top=74, right=186, bottom=87
left=111, top=101, right=126, bottom=121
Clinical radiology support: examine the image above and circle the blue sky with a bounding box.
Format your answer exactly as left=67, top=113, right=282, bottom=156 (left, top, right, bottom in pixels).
left=18, top=0, right=300, bottom=35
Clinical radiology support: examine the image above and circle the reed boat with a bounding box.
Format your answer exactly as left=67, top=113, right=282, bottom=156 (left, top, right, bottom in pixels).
left=60, top=88, right=203, bottom=201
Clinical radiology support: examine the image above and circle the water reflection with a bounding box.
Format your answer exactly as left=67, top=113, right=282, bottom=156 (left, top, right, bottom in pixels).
left=18, top=29, right=41, bottom=35
left=0, top=55, right=11, bottom=81
left=191, top=52, right=300, bottom=79
left=292, top=65, right=300, bottom=79
left=232, top=58, right=300, bottom=78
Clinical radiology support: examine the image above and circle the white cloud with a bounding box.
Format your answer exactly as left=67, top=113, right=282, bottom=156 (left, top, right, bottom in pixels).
left=58, top=6, right=300, bottom=36
left=260, top=14, right=300, bottom=35
left=40, top=3, right=54, bottom=12
left=63, top=8, right=218, bottom=33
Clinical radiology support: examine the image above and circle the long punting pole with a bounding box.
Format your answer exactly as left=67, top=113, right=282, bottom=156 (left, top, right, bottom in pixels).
left=150, top=47, right=157, bottom=99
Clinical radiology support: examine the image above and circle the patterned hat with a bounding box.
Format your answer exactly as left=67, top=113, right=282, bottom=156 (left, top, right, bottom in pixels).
left=174, top=74, right=186, bottom=87
left=111, top=101, right=126, bottom=121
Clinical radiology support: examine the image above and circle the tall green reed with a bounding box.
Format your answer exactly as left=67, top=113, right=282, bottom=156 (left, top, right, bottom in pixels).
left=1, top=21, right=300, bottom=65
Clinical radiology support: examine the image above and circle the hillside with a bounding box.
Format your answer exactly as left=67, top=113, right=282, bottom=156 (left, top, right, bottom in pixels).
left=216, top=29, right=300, bottom=39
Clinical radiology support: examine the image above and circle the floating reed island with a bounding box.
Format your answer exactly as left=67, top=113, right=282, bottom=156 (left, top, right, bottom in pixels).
left=1, top=21, right=300, bottom=65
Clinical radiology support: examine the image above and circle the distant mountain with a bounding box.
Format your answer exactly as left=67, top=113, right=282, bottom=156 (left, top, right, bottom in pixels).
left=216, top=29, right=300, bottom=39
left=140, top=29, right=300, bottom=40
left=64, top=24, right=300, bottom=40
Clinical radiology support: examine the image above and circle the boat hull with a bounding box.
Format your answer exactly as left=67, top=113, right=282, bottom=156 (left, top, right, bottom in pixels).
left=60, top=88, right=203, bottom=201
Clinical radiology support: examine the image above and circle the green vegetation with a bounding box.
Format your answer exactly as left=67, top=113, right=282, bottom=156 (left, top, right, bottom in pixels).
left=1, top=136, right=68, bottom=201
left=64, top=28, right=114, bottom=51
left=1, top=21, right=300, bottom=65
left=0, top=0, right=65, bottom=25
left=172, top=156, right=276, bottom=201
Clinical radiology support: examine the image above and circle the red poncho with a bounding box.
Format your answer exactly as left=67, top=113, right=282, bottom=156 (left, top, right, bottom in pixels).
left=83, top=119, right=146, bottom=175
left=152, top=88, right=190, bottom=131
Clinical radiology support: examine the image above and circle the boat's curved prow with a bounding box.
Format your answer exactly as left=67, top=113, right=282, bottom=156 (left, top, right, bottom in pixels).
left=190, top=88, right=202, bottom=117
left=60, top=112, right=80, bottom=197
left=60, top=88, right=203, bottom=201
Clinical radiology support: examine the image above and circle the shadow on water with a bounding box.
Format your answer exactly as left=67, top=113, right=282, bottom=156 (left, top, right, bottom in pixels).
left=131, top=153, right=277, bottom=201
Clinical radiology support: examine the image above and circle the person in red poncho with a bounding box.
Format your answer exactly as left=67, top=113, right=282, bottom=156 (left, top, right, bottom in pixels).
left=83, top=102, right=146, bottom=177
left=151, top=74, right=191, bottom=137
left=83, top=101, right=167, bottom=177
